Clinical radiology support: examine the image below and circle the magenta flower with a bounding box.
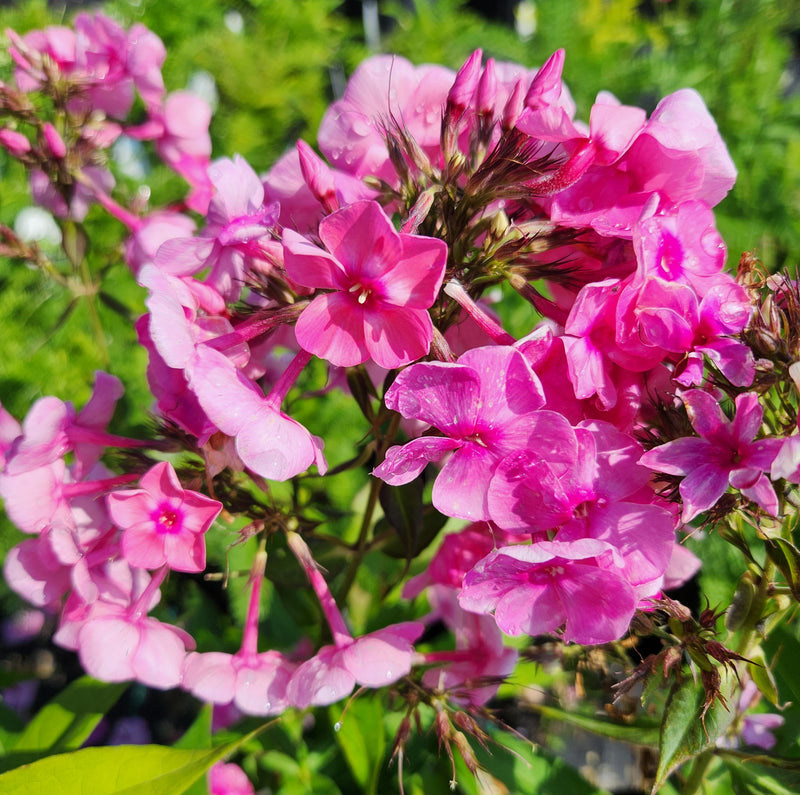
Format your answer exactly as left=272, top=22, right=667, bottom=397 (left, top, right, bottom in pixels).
left=458, top=539, right=637, bottom=645
left=374, top=346, right=575, bottom=521
left=640, top=390, right=783, bottom=523
left=107, top=461, right=221, bottom=573
left=282, top=200, right=447, bottom=368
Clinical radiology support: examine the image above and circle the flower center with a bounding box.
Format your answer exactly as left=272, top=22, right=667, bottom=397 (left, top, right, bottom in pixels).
left=155, top=507, right=181, bottom=534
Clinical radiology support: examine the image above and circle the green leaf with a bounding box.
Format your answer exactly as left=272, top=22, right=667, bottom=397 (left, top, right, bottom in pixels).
left=764, top=539, right=800, bottom=599
left=378, top=480, right=448, bottom=560
left=456, top=723, right=613, bottom=795
left=0, top=723, right=269, bottom=795
left=529, top=702, right=660, bottom=746
left=0, top=677, right=128, bottom=772
left=174, top=705, right=214, bottom=795
left=329, top=696, right=386, bottom=794
left=653, top=670, right=737, bottom=793
left=174, top=705, right=213, bottom=751
left=748, top=649, right=779, bottom=708
left=722, top=753, right=800, bottom=795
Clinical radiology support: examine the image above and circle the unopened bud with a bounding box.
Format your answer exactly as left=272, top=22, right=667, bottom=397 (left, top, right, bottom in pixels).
left=42, top=122, right=66, bottom=158
left=296, top=139, right=338, bottom=213
left=0, top=127, right=30, bottom=157
left=501, top=78, right=526, bottom=132
left=401, top=187, right=437, bottom=234
left=725, top=571, right=756, bottom=633
left=476, top=58, right=497, bottom=119
left=446, top=49, right=483, bottom=116
left=525, top=49, right=565, bottom=110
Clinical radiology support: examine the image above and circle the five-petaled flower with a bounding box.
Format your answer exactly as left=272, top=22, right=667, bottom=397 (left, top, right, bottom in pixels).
left=282, top=199, right=447, bottom=369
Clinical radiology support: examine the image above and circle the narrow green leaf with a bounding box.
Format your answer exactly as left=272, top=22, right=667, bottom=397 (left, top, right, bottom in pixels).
left=0, top=723, right=269, bottom=795
left=723, top=754, right=800, bottom=795
left=529, top=702, right=661, bottom=746
left=7, top=677, right=127, bottom=763
left=653, top=670, right=737, bottom=793
left=329, top=697, right=385, bottom=794
left=764, top=539, right=800, bottom=599
left=748, top=649, right=779, bottom=708
left=174, top=705, right=213, bottom=751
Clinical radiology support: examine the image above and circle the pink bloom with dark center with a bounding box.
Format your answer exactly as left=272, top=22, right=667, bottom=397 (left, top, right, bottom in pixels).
left=640, top=390, right=782, bottom=523
left=282, top=200, right=447, bottom=368
left=107, top=461, right=221, bottom=573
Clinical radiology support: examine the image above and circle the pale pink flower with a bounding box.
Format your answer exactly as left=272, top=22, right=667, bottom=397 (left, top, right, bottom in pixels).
left=107, top=461, right=221, bottom=573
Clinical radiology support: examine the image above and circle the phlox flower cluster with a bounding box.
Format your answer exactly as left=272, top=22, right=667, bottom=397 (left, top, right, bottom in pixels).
left=2, top=13, right=799, bottom=735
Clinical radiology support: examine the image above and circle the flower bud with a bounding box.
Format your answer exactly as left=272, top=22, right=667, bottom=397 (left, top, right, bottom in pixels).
left=296, top=139, right=338, bottom=214
left=446, top=49, right=483, bottom=116
left=501, top=78, right=526, bottom=132
left=42, top=122, right=66, bottom=159
left=476, top=58, right=497, bottom=119
left=0, top=127, right=31, bottom=157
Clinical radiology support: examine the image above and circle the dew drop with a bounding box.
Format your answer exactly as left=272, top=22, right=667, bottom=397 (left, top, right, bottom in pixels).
left=334, top=721, right=342, bottom=732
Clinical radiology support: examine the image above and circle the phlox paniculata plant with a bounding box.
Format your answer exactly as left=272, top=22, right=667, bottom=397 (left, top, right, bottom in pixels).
left=1, top=12, right=799, bottom=794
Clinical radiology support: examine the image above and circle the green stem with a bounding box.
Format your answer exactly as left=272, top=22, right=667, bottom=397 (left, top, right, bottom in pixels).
left=683, top=749, right=715, bottom=795
left=336, top=411, right=401, bottom=603
left=78, top=253, right=109, bottom=366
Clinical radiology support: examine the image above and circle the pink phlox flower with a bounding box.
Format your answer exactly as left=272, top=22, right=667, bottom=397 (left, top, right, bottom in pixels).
left=124, top=210, right=196, bottom=275
left=140, top=265, right=241, bottom=372
left=662, top=542, right=702, bottom=591
left=8, top=26, right=77, bottom=93
left=75, top=600, right=193, bottom=688
left=135, top=316, right=217, bottom=445
left=208, top=762, right=255, bottom=795
left=403, top=523, right=503, bottom=598
left=187, top=345, right=327, bottom=481
left=2, top=371, right=123, bottom=478
left=458, top=538, right=637, bottom=645
left=53, top=559, right=154, bottom=648
left=286, top=621, right=424, bottom=708
left=4, top=534, right=72, bottom=608
left=633, top=200, right=727, bottom=295
left=183, top=649, right=295, bottom=716
left=772, top=435, right=800, bottom=483
left=58, top=565, right=193, bottom=688
left=421, top=588, right=518, bottom=707
left=283, top=200, right=447, bottom=368
left=317, top=55, right=455, bottom=184
left=561, top=278, right=630, bottom=409
left=487, top=421, right=675, bottom=600
left=107, top=461, right=221, bottom=573
left=127, top=92, right=212, bottom=212
left=155, top=155, right=279, bottom=301
left=549, top=89, right=736, bottom=236
left=640, top=390, right=783, bottom=523
left=374, top=346, right=576, bottom=521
